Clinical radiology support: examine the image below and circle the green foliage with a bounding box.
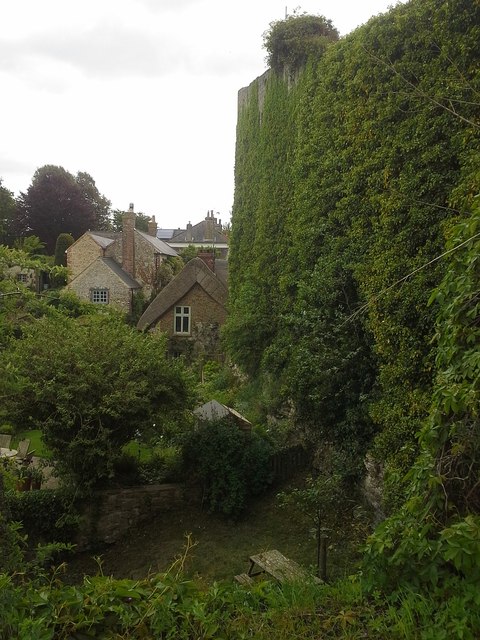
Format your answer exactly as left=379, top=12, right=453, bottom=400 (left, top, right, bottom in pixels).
left=228, top=0, right=480, bottom=486
left=13, top=234, right=45, bottom=257
left=110, top=208, right=150, bottom=232
left=53, top=232, right=74, bottom=266
left=178, top=244, right=199, bottom=263
left=113, top=448, right=183, bottom=486
left=5, top=488, right=79, bottom=544
left=263, top=13, right=339, bottom=73
left=363, top=200, right=480, bottom=592
left=1, top=313, right=194, bottom=491
left=128, top=288, right=147, bottom=325
left=138, top=448, right=183, bottom=484
left=196, top=361, right=241, bottom=407
left=0, top=178, right=16, bottom=246
left=183, top=419, right=273, bottom=517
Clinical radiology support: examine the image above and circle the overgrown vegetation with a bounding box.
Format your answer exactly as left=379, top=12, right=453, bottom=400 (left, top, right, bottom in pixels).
left=183, top=418, right=273, bottom=517
left=1, top=0, right=479, bottom=636
left=227, top=0, right=479, bottom=502
left=263, top=12, right=339, bottom=73
left=1, top=313, right=194, bottom=492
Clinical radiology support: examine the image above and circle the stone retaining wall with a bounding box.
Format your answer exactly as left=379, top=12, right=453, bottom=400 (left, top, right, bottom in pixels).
left=78, top=483, right=193, bottom=548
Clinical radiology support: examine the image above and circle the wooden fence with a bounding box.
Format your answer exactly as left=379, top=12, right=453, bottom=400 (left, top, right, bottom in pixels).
left=269, top=444, right=310, bottom=484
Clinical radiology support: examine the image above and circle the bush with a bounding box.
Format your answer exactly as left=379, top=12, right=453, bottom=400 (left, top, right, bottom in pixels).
left=0, top=423, right=14, bottom=435
left=5, top=489, right=80, bottom=544
left=113, top=448, right=184, bottom=486
left=139, top=448, right=183, bottom=484
left=183, top=418, right=273, bottom=517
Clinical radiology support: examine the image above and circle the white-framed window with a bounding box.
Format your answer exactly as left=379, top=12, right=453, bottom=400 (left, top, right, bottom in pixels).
left=91, top=288, right=109, bottom=304
left=17, top=273, right=28, bottom=283
left=174, top=305, right=191, bottom=334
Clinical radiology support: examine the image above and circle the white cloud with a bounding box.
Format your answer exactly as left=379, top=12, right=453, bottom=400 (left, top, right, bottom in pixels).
left=0, top=0, right=405, bottom=228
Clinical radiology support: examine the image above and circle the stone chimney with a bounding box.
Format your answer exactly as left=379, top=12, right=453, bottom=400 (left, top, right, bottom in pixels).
left=198, top=251, right=215, bottom=272
left=122, top=203, right=136, bottom=278
left=186, top=222, right=193, bottom=242
left=148, top=215, right=158, bottom=237
left=204, top=210, right=215, bottom=241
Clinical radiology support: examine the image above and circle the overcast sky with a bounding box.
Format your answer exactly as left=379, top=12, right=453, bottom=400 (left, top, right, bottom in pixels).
left=1, top=0, right=402, bottom=229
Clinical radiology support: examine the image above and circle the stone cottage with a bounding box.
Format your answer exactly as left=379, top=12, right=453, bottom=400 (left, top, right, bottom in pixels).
left=65, top=204, right=178, bottom=313
left=137, top=254, right=228, bottom=360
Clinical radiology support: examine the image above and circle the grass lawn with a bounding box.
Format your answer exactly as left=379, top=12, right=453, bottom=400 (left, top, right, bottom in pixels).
left=64, top=474, right=368, bottom=585
left=11, top=431, right=158, bottom=462
left=12, top=429, right=52, bottom=459
left=122, top=440, right=157, bottom=461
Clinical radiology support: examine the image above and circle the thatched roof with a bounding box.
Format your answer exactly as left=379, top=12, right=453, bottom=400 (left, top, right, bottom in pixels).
left=137, top=257, right=228, bottom=330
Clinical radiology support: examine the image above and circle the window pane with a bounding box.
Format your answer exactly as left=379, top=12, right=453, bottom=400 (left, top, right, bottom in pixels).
left=92, top=289, right=108, bottom=304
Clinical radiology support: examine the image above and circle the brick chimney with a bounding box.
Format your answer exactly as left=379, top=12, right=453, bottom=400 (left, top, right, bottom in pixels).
left=148, top=215, right=158, bottom=237
left=122, top=203, right=136, bottom=278
left=198, top=251, right=215, bottom=272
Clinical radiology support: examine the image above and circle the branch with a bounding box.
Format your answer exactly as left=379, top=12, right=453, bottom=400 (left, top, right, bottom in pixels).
left=362, top=46, right=479, bottom=130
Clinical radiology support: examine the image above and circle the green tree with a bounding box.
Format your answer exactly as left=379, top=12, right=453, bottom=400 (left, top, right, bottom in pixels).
left=13, top=235, right=46, bottom=258
left=0, top=178, right=16, bottom=246
left=183, top=419, right=272, bottom=517
left=178, top=244, right=199, bottom=264
left=1, top=313, right=194, bottom=491
left=110, top=209, right=150, bottom=232
left=54, top=233, right=74, bottom=266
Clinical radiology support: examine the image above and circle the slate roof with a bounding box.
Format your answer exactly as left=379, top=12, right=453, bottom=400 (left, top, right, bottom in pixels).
left=89, top=232, right=116, bottom=249
left=169, top=220, right=228, bottom=245
left=136, top=229, right=178, bottom=256
left=137, top=256, right=228, bottom=330
left=101, top=258, right=141, bottom=288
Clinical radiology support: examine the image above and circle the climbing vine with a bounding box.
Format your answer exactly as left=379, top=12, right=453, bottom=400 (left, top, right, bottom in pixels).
left=227, top=0, right=480, bottom=492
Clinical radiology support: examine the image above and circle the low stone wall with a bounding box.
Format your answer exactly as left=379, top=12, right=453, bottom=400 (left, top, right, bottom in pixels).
left=78, top=483, right=192, bottom=548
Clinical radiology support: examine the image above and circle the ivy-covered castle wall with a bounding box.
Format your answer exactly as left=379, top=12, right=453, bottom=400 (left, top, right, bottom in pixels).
left=226, top=0, right=480, bottom=505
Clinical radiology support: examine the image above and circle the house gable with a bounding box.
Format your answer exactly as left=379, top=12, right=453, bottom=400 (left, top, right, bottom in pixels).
left=137, top=257, right=227, bottom=331
left=65, top=208, right=179, bottom=310
left=67, top=233, right=107, bottom=280
left=66, top=257, right=140, bottom=312
left=166, top=211, right=229, bottom=257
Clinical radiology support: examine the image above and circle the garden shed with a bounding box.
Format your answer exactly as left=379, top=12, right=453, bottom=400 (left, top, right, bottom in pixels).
left=193, top=400, right=252, bottom=433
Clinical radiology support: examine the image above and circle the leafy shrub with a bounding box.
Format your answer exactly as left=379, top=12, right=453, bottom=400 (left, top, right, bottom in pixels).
left=0, top=423, right=14, bottom=435
left=263, top=13, right=339, bottom=73
left=113, top=448, right=184, bottom=486
left=5, top=489, right=79, bottom=544
left=183, top=419, right=273, bottom=517
left=111, top=452, right=141, bottom=486
left=139, top=448, right=183, bottom=484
